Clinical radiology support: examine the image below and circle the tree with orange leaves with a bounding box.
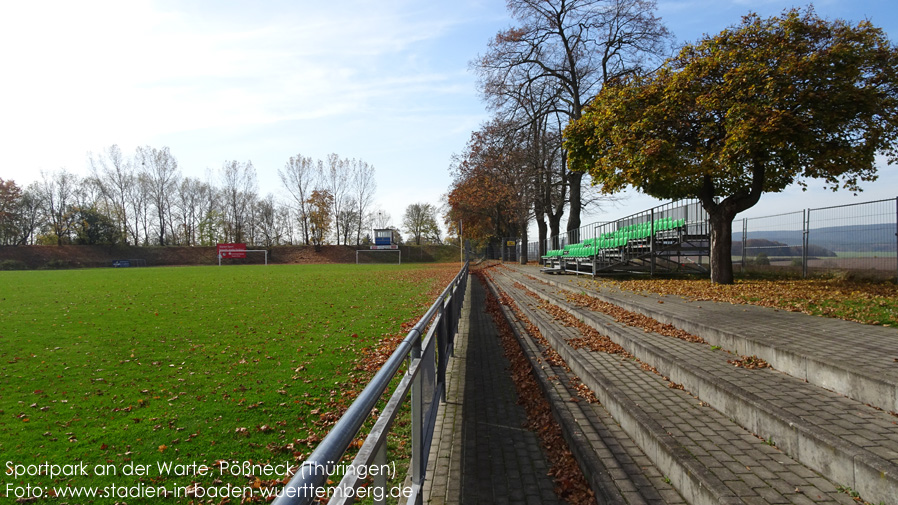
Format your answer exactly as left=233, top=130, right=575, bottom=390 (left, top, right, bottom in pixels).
left=0, top=178, right=23, bottom=245
left=447, top=119, right=536, bottom=262
left=306, top=189, right=333, bottom=252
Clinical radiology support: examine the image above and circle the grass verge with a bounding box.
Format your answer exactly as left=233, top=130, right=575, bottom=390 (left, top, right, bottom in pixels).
left=587, top=275, right=897, bottom=326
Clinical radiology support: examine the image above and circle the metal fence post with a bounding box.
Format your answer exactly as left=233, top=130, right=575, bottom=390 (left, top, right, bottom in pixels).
left=650, top=208, right=656, bottom=276
left=803, top=209, right=810, bottom=278
left=741, top=218, right=747, bottom=273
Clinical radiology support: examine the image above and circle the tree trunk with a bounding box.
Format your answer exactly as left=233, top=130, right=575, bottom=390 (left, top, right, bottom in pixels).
left=707, top=209, right=736, bottom=285
left=548, top=213, right=562, bottom=250
left=699, top=164, right=766, bottom=285
left=519, top=224, right=529, bottom=265
left=566, top=171, right=582, bottom=243
left=536, top=213, right=547, bottom=259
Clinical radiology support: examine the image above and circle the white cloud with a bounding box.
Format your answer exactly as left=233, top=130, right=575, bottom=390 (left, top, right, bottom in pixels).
left=0, top=0, right=467, bottom=159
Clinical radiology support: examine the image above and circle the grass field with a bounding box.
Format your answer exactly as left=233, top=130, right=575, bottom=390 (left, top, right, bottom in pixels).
left=0, top=263, right=460, bottom=502
left=833, top=251, right=897, bottom=258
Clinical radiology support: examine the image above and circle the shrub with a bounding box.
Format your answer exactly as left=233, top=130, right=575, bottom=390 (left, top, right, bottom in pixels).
left=44, top=259, right=74, bottom=269
left=0, top=259, right=27, bottom=270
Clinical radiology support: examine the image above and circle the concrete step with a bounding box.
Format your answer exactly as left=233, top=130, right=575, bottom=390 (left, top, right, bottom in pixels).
left=486, top=269, right=864, bottom=505
left=501, top=269, right=898, bottom=505
left=525, top=267, right=898, bottom=416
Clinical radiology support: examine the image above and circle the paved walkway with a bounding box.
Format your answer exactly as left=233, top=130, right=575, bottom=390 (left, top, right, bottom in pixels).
left=424, top=276, right=560, bottom=505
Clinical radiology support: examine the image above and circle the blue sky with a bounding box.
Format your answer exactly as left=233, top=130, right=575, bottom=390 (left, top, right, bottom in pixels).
left=1, top=0, right=896, bottom=232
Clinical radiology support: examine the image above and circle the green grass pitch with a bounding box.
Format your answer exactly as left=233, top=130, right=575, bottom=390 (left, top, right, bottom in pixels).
left=0, top=263, right=458, bottom=502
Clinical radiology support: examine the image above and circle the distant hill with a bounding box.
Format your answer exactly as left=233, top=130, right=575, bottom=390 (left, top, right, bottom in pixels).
left=732, top=239, right=835, bottom=258
left=742, top=223, right=896, bottom=252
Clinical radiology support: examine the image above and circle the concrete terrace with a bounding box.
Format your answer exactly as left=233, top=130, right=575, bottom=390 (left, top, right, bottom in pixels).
left=424, top=264, right=898, bottom=505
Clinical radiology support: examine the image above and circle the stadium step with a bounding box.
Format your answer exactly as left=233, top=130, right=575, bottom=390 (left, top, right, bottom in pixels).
left=485, top=267, right=895, bottom=505
left=533, top=269, right=898, bottom=415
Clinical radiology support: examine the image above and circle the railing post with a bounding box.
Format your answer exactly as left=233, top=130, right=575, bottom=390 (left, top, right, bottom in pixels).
left=410, top=330, right=424, bottom=502
left=447, top=283, right=456, bottom=354
left=373, top=441, right=387, bottom=505
left=439, top=301, right=449, bottom=402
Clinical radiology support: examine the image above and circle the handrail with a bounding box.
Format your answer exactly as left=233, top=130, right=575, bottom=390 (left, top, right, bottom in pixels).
left=273, top=261, right=469, bottom=505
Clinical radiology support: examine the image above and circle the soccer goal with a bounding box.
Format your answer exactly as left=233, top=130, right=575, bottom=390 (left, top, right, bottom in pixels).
left=217, top=243, right=268, bottom=265
left=218, top=250, right=268, bottom=265
left=356, top=248, right=402, bottom=265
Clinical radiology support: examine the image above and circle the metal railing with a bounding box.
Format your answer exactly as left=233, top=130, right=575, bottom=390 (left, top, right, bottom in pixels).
left=535, top=199, right=708, bottom=254
left=532, top=199, right=711, bottom=274
left=273, top=261, right=469, bottom=505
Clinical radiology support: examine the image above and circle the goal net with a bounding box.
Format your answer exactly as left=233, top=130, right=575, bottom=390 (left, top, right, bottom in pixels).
left=218, top=249, right=269, bottom=265
left=356, top=249, right=402, bottom=265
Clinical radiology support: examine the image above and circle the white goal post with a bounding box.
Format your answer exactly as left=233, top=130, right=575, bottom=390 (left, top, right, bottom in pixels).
left=356, top=249, right=402, bottom=265
left=218, top=250, right=268, bottom=266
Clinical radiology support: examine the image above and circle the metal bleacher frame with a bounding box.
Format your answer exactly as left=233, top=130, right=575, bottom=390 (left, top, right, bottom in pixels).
left=541, top=200, right=711, bottom=276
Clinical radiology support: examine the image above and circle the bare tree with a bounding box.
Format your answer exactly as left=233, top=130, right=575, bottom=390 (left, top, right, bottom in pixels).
left=254, top=193, right=284, bottom=247
left=371, top=207, right=391, bottom=229
left=349, top=159, right=376, bottom=245
left=37, top=169, right=79, bottom=245
left=337, top=197, right=359, bottom=246
left=324, top=154, right=349, bottom=245
left=131, top=171, right=152, bottom=245
left=220, top=160, right=257, bottom=243
left=279, top=154, right=320, bottom=245
left=532, top=113, right=569, bottom=251
left=475, top=0, right=672, bottom=237
left=172, top=177, right=209, bottom=246
left=278, top=205, right=296, bottom=245
left=136, top=146, right=180, bottom=245
left=89, top=145, right=136, bottom=243
left=489, top=73, right=570, bottom=254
